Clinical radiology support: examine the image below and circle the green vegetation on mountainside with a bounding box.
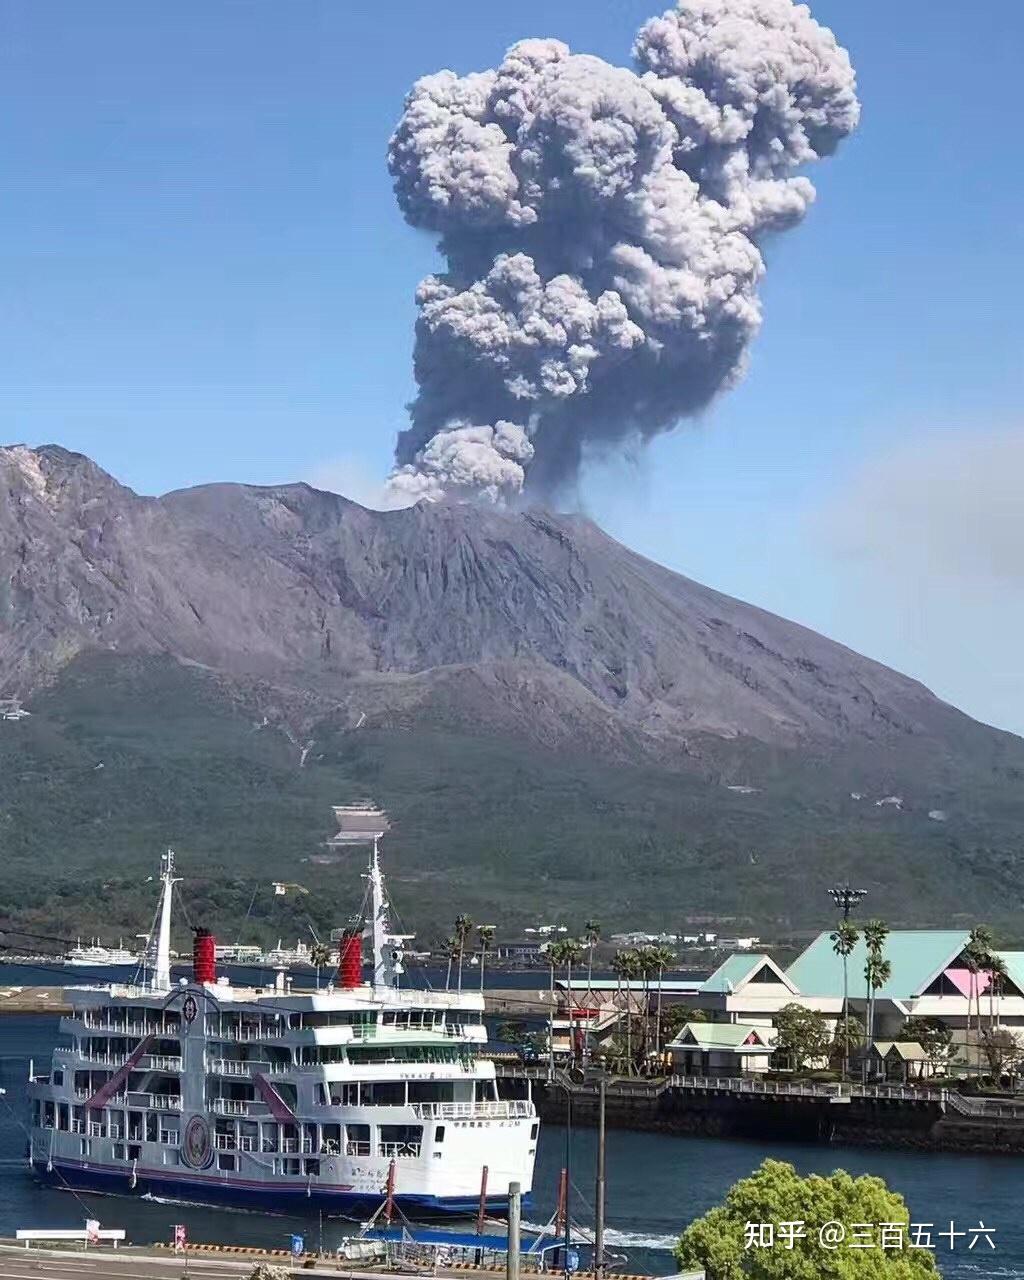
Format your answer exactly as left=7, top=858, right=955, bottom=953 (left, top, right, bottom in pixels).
left=1, top=654, right=1023, bottom=951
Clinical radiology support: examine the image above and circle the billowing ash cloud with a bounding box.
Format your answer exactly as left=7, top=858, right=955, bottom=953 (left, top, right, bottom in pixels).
left=386, top=0, right=859, bottom=502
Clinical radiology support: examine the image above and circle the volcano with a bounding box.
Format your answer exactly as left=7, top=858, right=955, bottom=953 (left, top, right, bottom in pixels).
left=2, top=443, right=1023, bottom=936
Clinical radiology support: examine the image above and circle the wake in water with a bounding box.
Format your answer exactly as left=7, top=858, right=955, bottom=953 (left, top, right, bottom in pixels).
left=522, top=1221, right=677, bottom=1252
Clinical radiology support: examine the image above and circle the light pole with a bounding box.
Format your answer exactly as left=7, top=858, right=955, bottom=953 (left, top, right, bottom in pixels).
left=828, top=884, right=867, bottom=921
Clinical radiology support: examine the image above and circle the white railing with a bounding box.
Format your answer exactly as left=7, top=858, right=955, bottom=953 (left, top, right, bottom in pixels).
left=208, top=1058, right=271, bottom=1077
left=282, top=1138, right=314, bottom=1154
left=378, top=1142, right=421, bottom=1159
left=665, top=1074, right=946, bottom=1102
left=211, top=1099, right=253, bottom=1116
left=410, top=1099, right=535, bottom=1121
left=140, top=1054, right=182, bottom=1072
left=214, top=1134, right=237, bottom=1151
left=147, top=1094, right=182, bottom=1111
left=345, top=1141, right=371, bottom=1156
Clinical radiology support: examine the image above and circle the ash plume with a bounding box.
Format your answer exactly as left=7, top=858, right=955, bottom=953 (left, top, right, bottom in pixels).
left=387, top=0, right=859, bottom=503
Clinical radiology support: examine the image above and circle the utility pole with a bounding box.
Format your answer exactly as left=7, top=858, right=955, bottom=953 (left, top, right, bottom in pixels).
left=506, top=1182, right=521, bottom=1280
left=594, top=1077, right=606, bottom=1278
left=563, top=1089, right=573, bottom=1278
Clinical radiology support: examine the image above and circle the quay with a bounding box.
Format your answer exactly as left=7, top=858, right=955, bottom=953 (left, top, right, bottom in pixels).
left=0, top=988, right=71, bottom=1015
left=506, top=1069, right=1024, bottom=1155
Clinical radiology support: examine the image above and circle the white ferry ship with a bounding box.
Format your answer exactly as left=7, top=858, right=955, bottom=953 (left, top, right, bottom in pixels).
left=28, top=804, right=538, bottom=1216
left=66, top=940, right=138, bottom=967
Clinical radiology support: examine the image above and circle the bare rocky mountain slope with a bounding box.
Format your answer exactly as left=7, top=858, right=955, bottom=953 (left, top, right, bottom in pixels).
left=0, top=443, right=967, bottom=749
left=2, top=443, right=1023, bottom=934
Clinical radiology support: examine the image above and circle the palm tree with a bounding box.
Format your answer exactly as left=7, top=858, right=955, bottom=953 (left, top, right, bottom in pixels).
left=966, top=926, right=994, bottom=1072
left=610, top=949, right=639, bottom=1075
left=865, top=955, right=891, bottom=1063
left=441, top=936, right=459, bottom=990
left=633, top=946, right=672, bottom=1071
left=477, top=924, right=496, bottom=992
left=453, top=914, right=474, bottom=993
left=986, top=953, right=1009, bottom=1034
left=584, top=919, right=602, bottom=994
left=310, top=941, right=333, bottom=991
left=830, top=921, right=859, bottom=1079
left=862, top=920, right=889, bottom=1077
left=647, top=944, right=676, bottom=1065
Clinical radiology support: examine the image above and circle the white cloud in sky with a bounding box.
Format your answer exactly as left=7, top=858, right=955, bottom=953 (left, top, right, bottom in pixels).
left=821, top=425, right=1024, bottom=734
left=829, top=426, right=1024, bottom=585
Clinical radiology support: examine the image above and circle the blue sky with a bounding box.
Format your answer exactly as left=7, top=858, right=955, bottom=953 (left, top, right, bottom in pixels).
left=2, top=2, right=1022, bottom=732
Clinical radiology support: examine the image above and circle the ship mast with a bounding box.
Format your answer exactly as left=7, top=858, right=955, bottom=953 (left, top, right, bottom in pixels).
left=329, top=802, right=409, bottom=989
left=151, top=848, right=181, bottom=992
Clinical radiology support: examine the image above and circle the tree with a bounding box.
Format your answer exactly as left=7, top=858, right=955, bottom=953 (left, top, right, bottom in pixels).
left=965, top=926, right=994, bottom=1072
left=453, top=913, right=473, bottom=992
left=549, top=937, right=586, bottom=1063
left=476, top=923, right=496, bottom=992
left=675, top=1158, right=939, bottom=1279
left=773, top=1004, right=830, bottom=1074
left=980, top=1027, right=1024, bottom=1085
left=830, top=921, right=859, bottom=1079
left=862, top=920, right=889, bottom=1068
left=985, top=952, right=1008, bottom=1034
left=441, top=936, right=459, bottom=990
left=661, top=1003, right=707, bottom=1049
left=901, top=1016, right=955, bottom=1073
left=610, top=949, right=641, bottom=1075
left=309, top=940, right=332, bottom=991
left=584, top=919, right=601, bottom=993
left=638, top=944, right=676, bottom=1070
left=828, top=1015, right=864, bottom=1071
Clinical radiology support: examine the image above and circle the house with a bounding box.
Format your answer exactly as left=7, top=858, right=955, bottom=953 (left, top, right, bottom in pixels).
left=785, top=930, right=1024, bottom=1057
left=869, top=1041, right=931, bottom=1083
left=668, top=1021, right=775, bottom=1077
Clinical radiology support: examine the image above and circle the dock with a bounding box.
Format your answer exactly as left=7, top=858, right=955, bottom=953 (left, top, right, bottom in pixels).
left=516, top=1069, right=1024, bottom=1154
left=0, top=987, right=71, bottom=1015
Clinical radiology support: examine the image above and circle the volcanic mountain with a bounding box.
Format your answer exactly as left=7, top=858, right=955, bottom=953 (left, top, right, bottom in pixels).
left=2, top=443, right=1023, bottom=939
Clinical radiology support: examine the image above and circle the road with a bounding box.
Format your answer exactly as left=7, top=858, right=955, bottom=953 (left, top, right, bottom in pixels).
left=0, top=1247, right=277, bottom=1280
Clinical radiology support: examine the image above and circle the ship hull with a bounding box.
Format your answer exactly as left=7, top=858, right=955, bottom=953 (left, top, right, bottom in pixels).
left=33, top=1159, right=526, bottom=1218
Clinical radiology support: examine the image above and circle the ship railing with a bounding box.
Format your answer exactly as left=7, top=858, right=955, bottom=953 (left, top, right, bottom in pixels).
left=409, top=1100, right=535, bottom=1121
left=211, top=1099, right=251, bottom=1116
left=69, top=1120, right=85, bottom=1134
left=378, top=1142, right=422, bottom=1159
left=146, top=1094, right=182, bottom=1111
left=208, top=1058, right=271, bottom=1077
left=214, top=1134, right=238, bottom=1151
left=266, top=1061, right=292, bottom=1075
left=345, top=1141, right=372, bottom=1157
left=139, top=1054, right=182, bottom=1072
left=158, top=1131, right=178, bottom=1146
left=281, top=1138, right=315, bottom=1154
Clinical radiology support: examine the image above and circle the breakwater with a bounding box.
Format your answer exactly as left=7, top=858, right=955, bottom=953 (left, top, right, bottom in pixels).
left=523, top=1072, right=1024, bottom=1155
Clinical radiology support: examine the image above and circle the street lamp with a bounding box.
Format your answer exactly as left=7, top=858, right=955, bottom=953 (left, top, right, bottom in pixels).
left=828, top=884, right=867, bottom=920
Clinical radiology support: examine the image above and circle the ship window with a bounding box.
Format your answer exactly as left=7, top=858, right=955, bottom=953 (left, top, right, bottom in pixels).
left=53, top=1070, right=64, bottom=1086
left=217, top=1153, right=237, bottom=1171
left=304, top=1159, right=320, bottom=1176
left=345, top=1124, right=370, bottom=1156
left=378, top=1125, right=423, bottom=1158
left=434, top=1125, right=445, bottom=1143
left=113, top=1144, right=125, bottom=1161
left=80, top=1139, right=90, bottom=1157
left=531, top=1124, right=539, bottom=1140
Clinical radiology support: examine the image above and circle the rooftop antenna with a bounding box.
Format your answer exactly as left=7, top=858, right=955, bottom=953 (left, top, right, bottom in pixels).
left=328, top=802, right=412, bottom=989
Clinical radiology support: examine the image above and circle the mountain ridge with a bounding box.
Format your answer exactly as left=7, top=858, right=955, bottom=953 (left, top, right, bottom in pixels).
left=2, top=442, right=1023, bottom=937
